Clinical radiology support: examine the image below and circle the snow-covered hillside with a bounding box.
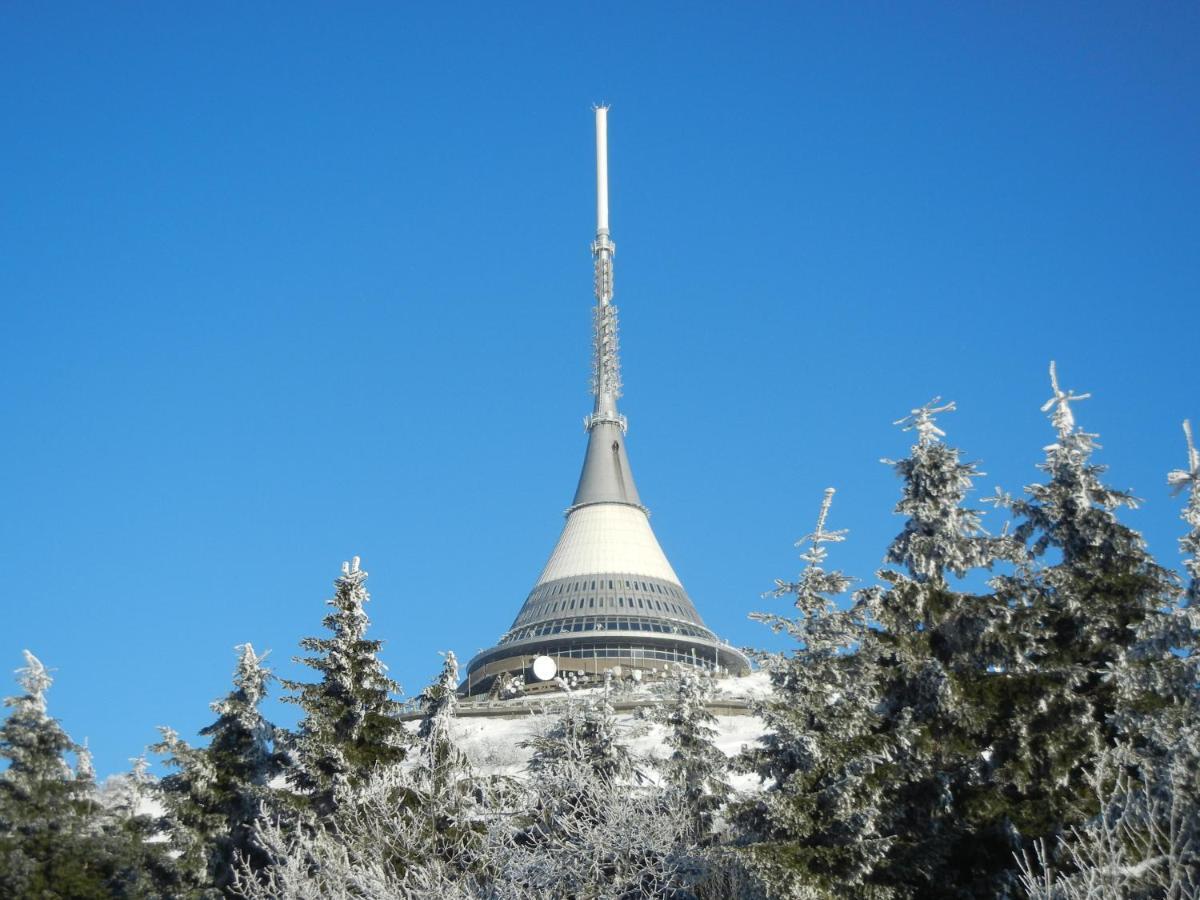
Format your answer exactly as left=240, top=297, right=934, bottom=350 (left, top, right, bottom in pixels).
left=445, top=671, right=772, bottom=792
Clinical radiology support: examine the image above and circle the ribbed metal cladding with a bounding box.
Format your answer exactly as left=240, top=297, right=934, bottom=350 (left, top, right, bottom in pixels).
left=509, top=574, right=708, bottom=634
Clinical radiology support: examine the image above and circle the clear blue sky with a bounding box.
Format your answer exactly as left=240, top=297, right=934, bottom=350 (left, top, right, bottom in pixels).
left=2, top=4, right=1196, bottom=778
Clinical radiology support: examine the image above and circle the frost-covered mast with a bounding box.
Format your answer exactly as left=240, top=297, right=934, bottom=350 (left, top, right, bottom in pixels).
left=587, top=105, right=624, bottom=434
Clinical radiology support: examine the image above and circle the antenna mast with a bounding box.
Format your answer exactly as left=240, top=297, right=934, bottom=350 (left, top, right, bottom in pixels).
left=587, top=105, right=625, bottom=432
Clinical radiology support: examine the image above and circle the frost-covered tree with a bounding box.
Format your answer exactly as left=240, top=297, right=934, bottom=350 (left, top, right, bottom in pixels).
left=235, top=763, right=494, bottom=899
left=414, top=650, right=465, bottom=786
left=523, top=692, right=634, bottom=788
left=154, top=643, right=286, bottom=895
left=737, top=488, right=888, bottom=895
left=1017, top=742, right=1199, bottom=900
left=741, top=401, right=1025, bottom=897
left=1109, top=420, right=1200, bottom=784
left=496, top=754, right=696, bottom=900
left=853, top=399, right=1025, bottom=896
left=0, top=651, right=90, bottom=896
left=1169, top=419, right=1200, bottom=606
left=989, top=364, right=1184, bottom=870
left=882, top=398, right=1011, bottom=581
left=282, top=556, right=408, bottom=813
left=236, top=753, right=695, bottom=900
left=0, top=652, right=181, bottom=898
left=240, top=688, right=684, bottom=899
left=660, top=671, right=730, bottom=843
left=0, top=652, right=78, bottom=817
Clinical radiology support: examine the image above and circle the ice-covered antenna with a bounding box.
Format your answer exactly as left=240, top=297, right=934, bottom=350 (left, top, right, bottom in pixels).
left=895, top=397, right=956, bottom=444
left=1041, top=361, right=1090, bottom=436
left=797, top=487, right=848, bottom=567
left=586, top=104, right=625, bottom=433
left=1168, top=419, right=1200, bottom=498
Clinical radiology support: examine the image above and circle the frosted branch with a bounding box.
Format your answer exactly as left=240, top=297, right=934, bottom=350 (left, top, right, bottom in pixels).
left=1041, top=361, right=1091, bottom=437
left=1167, top=419, right=1199, bottom=500
left=894, top=397, right=956, bottom=444
left=796, top=487, right=848, bottom=567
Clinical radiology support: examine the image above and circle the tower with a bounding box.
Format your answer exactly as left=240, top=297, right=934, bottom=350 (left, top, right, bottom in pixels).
left=463, top=108, right=750, bottom=695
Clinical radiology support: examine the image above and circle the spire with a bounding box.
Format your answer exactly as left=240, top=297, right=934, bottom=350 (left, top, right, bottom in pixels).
left=573, top=106, right=641, bottom=510
left=461, top=107, right=752, bottom=695
left=586, top=105, right=624, bottom=434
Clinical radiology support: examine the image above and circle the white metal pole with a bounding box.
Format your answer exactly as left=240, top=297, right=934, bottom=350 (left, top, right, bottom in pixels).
left=595, top=106, right=609, bottom=235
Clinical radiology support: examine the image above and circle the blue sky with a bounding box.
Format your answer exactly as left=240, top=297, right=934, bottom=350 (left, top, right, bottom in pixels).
left=2, top=3, right=1196, bottom=777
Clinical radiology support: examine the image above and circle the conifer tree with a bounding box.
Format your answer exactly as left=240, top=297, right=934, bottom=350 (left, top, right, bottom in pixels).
left=989, top=364, right=1182, bottom=860
left=154, top=643, right=286, bottom=895
left=737, top=488, right=887, bottom=895
left=524, top=691, right=634, bottom=787
left=414, top=650, right=466, bottom=788
left=0, top=652, right=78, bottom=815
left=0, top=651, right=89, bottom=896
left=660, top=671, right=729, bottom=843
left=742, top=402, right=1022, bottom=897
left=1168, top=419, right=1200, bottom=607
left=858, top=399, right=1022, bottom=897
left=0, top=652, right=182, bottom=898
left=283, top=556, right=408, bottom=813
left=1110, top=421, right=1200, bottom=763
left=519, top=691, right=638, bottom=851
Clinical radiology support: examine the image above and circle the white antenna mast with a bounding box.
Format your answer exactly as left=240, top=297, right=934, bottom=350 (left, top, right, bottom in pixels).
left=587, top=105, right=625, bottom=432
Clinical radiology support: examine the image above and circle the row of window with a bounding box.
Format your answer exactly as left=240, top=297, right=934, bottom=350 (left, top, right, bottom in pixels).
left=524, top=643, right=716, bottom=669
left=503, top=615, right=713, bottom=643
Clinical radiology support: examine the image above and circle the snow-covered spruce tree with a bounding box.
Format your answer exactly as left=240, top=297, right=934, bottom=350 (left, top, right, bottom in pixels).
left=1016, top=742, right=1199, bottom=900
left=523, top=691, right=634, bottom=789
left=505, top=696, right=697, bottom=898
left=236, top=657, right=485, bottom=899
left=235, top=762, right=498, bottom=899
left=282, top=556, right=408, bottom=814
left=740, top=401, right=1023, bottom=898
left=0, top=651, right=78, bottom=817
left=1170, top=419, right=1200, bottom=607
left=735, top=487, right=888, bottom=896
left=0, top=651, right=89, bottom=896
left=493, top=754, right=696, bottom=900
left=1102, top=418, right=1200, bottom=860
left=852, top=399, right=1025, bottom=897
left=659, top=670, right=730, bottom=844
left=989, top=364, right=1183, bottom=866
left=237, top=751, right=694, bottom=899
left=1078, top=418, right=1200, bottom=897
left=154, top=642, right=286, bottom=895
left=415, top=650, right=466, bottom=785
left=399, top=650, right=484, bottom=885
left=0, top=652, right=182, bottom=898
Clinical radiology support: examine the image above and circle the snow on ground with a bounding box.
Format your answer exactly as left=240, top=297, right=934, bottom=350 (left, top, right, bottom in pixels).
left=447, top=670, right=773, bottom=793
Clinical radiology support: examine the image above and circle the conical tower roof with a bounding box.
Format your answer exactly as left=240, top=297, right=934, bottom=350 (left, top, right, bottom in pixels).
left=463, top=109, right=749, bottom=695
